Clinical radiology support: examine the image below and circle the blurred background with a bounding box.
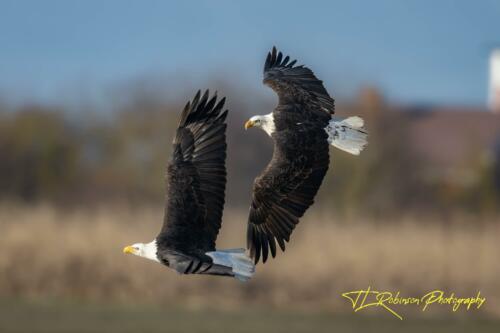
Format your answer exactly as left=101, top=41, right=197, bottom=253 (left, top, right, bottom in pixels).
left=1, top=1, right=499, bottom=332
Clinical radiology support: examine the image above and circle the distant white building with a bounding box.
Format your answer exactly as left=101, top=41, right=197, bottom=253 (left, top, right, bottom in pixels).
left=489, top=49, right=500, bottom=113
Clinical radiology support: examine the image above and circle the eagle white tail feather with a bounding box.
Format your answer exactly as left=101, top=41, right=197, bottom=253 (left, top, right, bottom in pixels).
left=342, top=116, right=364, bottom=128
left=206, top=249, right=255, bottom=282
left=326, top=116, right=368, bottom=155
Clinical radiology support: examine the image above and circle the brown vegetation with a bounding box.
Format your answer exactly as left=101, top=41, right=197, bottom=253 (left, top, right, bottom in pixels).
left=1, top=204, right=498, bottom=318
left=1, top=85, right=498, bottom=214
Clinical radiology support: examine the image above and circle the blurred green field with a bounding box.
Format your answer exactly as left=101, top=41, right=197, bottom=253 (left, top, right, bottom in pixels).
left=0, top=300, right=498, bottom=333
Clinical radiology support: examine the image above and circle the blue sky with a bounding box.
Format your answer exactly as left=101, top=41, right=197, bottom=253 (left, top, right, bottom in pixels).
left=1, top=0, right=499, bottom=106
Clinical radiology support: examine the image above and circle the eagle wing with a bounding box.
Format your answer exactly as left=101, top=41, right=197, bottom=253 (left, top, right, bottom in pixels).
left=158, top=90, right=227, bottom=253
left=247, top=47, right=334, bottom=264
left=263, top=46, right=335, bottom=115
left=247, top=118, right=330, bottom=264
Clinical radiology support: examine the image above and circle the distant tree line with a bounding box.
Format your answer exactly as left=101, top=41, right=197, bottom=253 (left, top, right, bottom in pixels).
left=0, top=83, right=498, bottom=216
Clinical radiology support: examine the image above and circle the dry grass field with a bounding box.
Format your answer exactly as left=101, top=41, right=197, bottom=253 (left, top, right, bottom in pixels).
left=0, top=203, right=499, bottom=322
left=1, top=299, right=500, bottom=333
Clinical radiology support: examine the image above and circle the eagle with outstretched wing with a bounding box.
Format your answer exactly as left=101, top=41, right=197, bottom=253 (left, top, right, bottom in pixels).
left=123, top=90, right=255, bottom=281
left=245, top=47, right=368, bottom=264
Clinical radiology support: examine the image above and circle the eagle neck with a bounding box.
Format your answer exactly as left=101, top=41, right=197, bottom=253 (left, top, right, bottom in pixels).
left=261, top=113, right=275, bottom=136
left=142, top=240, right=160, bottom=263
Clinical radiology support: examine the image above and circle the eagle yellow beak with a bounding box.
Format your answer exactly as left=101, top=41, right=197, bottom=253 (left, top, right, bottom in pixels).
left=123, top=245, right=135, bottom=254
left=244, top=119, right=255, bottom=130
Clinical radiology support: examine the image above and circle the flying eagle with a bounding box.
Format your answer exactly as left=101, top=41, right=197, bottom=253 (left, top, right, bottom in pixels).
left=245, top=47, right=368, bottom=264
left=123, top=90, right=255, bottom=281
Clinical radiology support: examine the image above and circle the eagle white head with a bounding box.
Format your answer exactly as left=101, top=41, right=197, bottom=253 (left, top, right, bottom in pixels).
left=244, top=113, right=275, bottom=136
left=123, top=240, right=160, bottom=263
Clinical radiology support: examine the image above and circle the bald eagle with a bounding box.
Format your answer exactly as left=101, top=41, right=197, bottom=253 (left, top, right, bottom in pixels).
left=245, top=47, right=368, bottom=264
left=124, top=90, right=255, bottom=281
